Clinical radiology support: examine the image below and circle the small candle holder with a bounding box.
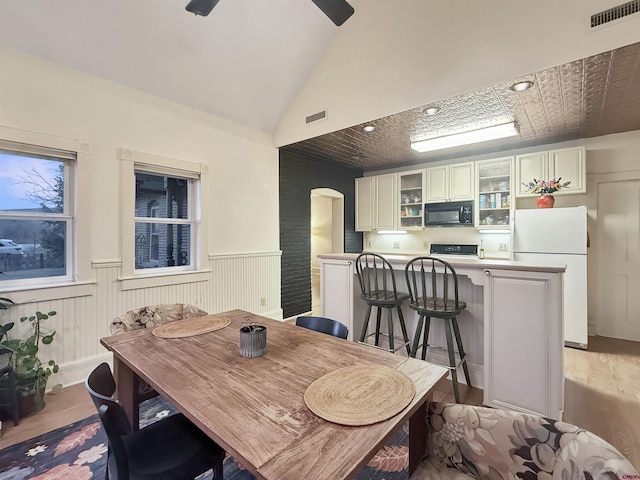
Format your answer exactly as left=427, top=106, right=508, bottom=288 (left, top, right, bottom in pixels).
left=239, top=323, right=267, bottom=358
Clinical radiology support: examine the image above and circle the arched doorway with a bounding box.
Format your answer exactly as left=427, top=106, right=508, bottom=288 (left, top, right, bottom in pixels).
left=310, top=188, right=344, bottom=313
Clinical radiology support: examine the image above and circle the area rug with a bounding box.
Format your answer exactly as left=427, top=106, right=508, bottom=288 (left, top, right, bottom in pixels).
left=0, top=396, right=410, bottom=479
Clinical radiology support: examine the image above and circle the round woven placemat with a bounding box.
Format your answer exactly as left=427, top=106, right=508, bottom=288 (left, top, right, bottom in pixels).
left=304, top=364, right=416, bottom=426
left=152, top=315, right=231, bottom=338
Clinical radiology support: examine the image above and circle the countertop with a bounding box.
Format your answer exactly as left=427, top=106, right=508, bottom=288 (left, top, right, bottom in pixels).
left=318, top=252, right=566, bottom=273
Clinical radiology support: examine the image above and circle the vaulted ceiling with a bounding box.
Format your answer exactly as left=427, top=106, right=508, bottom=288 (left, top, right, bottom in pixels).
left=1, top=1, right=640, bottom=172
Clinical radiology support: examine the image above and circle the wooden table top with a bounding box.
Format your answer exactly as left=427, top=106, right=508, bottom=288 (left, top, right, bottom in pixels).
left=100, top=309, right=448, bottom=480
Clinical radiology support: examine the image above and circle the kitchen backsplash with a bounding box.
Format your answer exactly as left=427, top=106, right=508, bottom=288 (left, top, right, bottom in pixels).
left=365, top=228, right=511, bottom=259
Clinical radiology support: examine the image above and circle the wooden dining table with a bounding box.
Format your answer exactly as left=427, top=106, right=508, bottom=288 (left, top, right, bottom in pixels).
left=100, top=309, right=448, bottom=480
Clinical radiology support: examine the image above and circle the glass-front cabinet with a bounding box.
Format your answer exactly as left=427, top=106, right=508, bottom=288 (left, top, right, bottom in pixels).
left=476, top=157, right=513, bottom=229
left=398, top=169, right=425, bottom=230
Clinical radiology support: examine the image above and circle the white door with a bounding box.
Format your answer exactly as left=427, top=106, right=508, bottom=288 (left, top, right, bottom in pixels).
left=597, top=180, right=640, bottom=342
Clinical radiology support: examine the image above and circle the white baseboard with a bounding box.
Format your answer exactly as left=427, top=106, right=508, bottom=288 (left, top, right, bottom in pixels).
left=49, top=353, right=112, bottom=390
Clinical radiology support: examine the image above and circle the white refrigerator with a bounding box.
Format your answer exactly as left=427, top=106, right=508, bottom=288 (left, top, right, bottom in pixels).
left=512, top=205, right=588, bottom=349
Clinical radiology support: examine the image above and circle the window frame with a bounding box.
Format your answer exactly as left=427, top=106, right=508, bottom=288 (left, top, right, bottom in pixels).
left=0, top=134, right=80, bottom=289
left=119, top=148, right=208, bottom=289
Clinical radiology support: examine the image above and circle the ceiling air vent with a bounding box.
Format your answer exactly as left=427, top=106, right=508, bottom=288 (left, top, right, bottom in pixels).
left=591, top=0, right=639, bottom=27
left=306, top=110, right=327, bottom=124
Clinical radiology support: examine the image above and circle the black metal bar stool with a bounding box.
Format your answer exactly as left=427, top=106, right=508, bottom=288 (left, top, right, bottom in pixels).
left=355, top=253, right=411, bottom=355
left=404, top=256, right=471, bottom=403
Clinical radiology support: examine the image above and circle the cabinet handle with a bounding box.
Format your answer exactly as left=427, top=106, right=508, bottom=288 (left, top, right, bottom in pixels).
left=484, top=269, right=491, bottom=276
left=348, top=261, right=352, bottom=265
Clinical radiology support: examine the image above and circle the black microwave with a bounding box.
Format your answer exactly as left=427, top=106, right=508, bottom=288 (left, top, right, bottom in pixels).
left=424, top=200, right=474, bottom=227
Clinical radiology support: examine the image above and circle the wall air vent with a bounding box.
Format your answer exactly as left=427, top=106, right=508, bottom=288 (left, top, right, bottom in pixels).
left=591, top=0, right=639, bottom=27
left=306, top=110, right=327, bottom=124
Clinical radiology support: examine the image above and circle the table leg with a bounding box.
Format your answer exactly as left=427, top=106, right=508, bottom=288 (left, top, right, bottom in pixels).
left=113, top=357, right=139, bottom=431
left=408, top=400, right=428, bottom=476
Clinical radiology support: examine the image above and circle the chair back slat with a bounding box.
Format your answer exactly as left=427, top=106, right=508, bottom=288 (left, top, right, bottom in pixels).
left=404, top=256, right=460, bottom=312
left=356, top=253, right=401, bottom=301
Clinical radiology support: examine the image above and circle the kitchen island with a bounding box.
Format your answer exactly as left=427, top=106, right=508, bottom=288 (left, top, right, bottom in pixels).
left=319, top=253, right=566, bottom=419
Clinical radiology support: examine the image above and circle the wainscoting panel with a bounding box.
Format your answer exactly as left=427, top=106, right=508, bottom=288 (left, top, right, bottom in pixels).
left=3, top=251, right=281, bottom=389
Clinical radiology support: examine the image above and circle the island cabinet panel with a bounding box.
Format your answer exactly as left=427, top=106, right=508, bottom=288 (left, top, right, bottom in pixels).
left=484, top=268, right=563, bottom=418
left=320, top=258, right=354, bottom=340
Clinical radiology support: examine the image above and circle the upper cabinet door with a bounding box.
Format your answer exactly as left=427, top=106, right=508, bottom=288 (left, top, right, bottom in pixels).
left=426, top=164, right=474, bottom=202
left=398, top=169, right=425, bottom=230
left=515, top=152, right=548, bottom=197
left=549, top=146, right=586, bottom=194
left=375, top=173, right=397, bottom=230
left=425, top=166, right=448, bottom=202
left=449, top=162, right=474, bottom=200
left=516, top=146, right=586, bottom=197
left=355, top=177, right=374, bottom=232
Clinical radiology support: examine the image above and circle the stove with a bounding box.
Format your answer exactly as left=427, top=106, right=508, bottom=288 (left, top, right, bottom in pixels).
left=430, top=243, right=479, bottom=259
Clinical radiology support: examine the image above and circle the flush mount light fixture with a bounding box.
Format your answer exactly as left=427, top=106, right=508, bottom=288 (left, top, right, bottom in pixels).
left=363, top=125, right=376, bottom=132
left=410, top=121, right=519, bottom=153
left=424, top=106, right=441, bottom=116
left=509, top=80, right=534, bottom=92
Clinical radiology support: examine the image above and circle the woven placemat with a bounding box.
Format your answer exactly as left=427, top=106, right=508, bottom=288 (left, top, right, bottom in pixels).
left=152, top=315, right=231, bottom=338
left=304, top=364, right=416, bottom=426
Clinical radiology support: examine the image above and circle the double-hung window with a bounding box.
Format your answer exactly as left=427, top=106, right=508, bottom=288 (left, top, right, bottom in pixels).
left=134, top=169, right=196, bottom=272
left=0, top=140, right=75, bottom=286
left=120, top=148, right=205, bottom=285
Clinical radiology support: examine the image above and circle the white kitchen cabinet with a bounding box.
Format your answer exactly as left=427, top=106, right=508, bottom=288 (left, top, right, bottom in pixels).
left=320, top=258, right=354, bottom=341
left=355, top=176, right=374, bottom=231
left=483, top=268, right=563, bottom=418
left=515, top=146, right=586, bottom=197
left=375, top=173, right=397, bottom=230
left=476, top=157, right=513, bottom=230
left=356, top=172, right=408, bottom=232
left=426, top=163, right=474, bottom=203
left=398, top=169, right=425, bottom=230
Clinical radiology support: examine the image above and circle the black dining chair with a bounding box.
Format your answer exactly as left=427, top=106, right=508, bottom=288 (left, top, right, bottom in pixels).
left=295, top=316, right=349, bottom=339
left=0, top=362, right=19, bottom=428
left=85, top=362, right=225, bottom=480
left=355, top=253, right=411, bottom=354
left=404, top=256, right=471, bottom=403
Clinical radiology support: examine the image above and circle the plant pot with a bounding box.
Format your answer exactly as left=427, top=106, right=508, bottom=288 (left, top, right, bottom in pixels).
left=239, top=325, right=267, bottom=358
left=17, top=377, right=46, bottom=418
left=537, top=195, right=555, bottom=208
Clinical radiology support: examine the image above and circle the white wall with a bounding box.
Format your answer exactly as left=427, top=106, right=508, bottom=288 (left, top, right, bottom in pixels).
left=276, top=0, right=640, bottom=146
left=0, top=47, right=281, bottom=387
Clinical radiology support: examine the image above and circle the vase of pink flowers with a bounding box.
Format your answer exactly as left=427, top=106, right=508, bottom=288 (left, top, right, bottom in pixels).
left=522, top=178, right=571, bottom=208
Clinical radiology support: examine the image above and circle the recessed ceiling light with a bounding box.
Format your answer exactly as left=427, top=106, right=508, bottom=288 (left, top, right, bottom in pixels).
left=424, top=106, right=441, bottom=116
left=509, top=80, right=534, bottom=92
left=363, top=125, right=375, bottom=132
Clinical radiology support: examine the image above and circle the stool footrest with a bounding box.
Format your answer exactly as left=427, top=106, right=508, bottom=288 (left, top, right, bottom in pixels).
left=359, top=332, right=411, bottom=354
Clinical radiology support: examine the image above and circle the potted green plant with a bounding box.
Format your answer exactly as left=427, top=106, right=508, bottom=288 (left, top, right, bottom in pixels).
left=0, top=297, right=61, bottom=416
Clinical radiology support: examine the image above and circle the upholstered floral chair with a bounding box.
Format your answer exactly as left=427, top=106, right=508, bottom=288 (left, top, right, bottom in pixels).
left=110, top=303, right=208, bottom=335
left=110, top=304, right=208, bottom=404
left=412, top=402, right=638, bottom=480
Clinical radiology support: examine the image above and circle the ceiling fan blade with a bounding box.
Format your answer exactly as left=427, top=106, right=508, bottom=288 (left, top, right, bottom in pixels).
left=185, top=0, right=220, bottom=16
left=310, top=0, right=354, bottom=26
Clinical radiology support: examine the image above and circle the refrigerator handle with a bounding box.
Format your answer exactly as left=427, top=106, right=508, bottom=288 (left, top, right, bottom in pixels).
left=587, top=231, right=590, bottom=248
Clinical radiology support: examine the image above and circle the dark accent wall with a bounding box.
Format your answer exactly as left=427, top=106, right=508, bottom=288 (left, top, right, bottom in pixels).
left=279, top=150, right=362, bottom=319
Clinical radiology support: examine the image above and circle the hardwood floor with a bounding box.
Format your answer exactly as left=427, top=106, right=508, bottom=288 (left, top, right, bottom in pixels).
left=1, top=335, right=638, bottom=471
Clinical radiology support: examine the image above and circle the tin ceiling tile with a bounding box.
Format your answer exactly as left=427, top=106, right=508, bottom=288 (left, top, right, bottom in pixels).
left=281, top=42, right=640, bottom=171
